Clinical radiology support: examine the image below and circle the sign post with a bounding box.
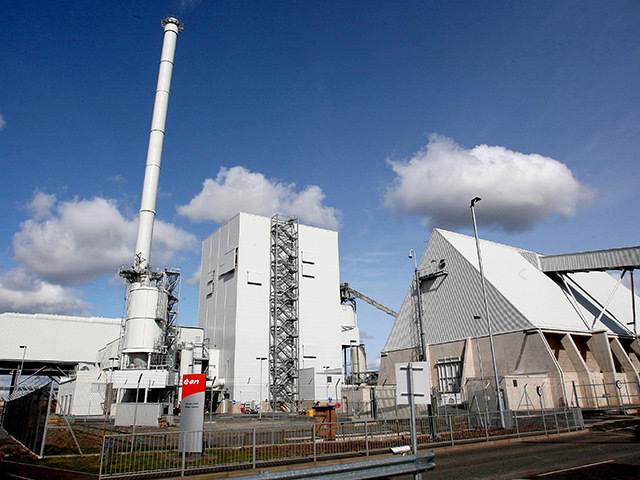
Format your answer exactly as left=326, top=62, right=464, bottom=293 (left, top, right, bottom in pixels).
left=180, top=373, right=205, bottom=453
left=396, top=362, right=431, bottom=454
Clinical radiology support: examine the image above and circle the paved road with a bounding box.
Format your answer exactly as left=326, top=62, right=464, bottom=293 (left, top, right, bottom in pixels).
left=400, top=417, right=640, bottom=480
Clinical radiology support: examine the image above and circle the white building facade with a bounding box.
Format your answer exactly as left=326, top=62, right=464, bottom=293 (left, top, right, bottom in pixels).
left=197, top=213, right=358, bottom=407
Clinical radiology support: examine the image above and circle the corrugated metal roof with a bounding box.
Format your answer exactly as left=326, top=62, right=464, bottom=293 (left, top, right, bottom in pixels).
left=0, top=312, right=122, bottom=364
left=384, top=230, right=534, bottom=352
left=539, top=246, right=640, bottom=273
left=383, top=230, right=638, bottom=353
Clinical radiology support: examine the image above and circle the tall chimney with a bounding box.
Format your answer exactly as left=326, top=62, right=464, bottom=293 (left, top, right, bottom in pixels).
left=134, top=17, right=183, bottom=273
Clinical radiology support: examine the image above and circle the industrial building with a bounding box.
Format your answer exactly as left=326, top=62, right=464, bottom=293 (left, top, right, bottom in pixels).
left=197, top=212, right=362, bottom=411
left=379, top=229, right=640, bottom=411
left=0, top=313, right=122, bottom=395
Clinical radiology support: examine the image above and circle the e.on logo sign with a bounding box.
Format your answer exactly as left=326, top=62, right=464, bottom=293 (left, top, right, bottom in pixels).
left=182, top=373, right=206, bottom=399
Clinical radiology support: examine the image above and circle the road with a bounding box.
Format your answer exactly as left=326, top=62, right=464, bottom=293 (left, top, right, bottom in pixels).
left=401, top=417, right=639, bottom=480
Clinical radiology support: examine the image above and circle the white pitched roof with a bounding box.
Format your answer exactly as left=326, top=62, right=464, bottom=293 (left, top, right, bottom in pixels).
left=0, top=313, right=122, bottom=364
left=383, top=229, right=637, bottom=352
left=442, top=230, right=627, bottom=334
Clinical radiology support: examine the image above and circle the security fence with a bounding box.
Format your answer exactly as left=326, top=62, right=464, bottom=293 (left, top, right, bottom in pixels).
left=1, top=381, right=53, bottom=456
left=1, top=377, right=129, bottom=457
left=571, top=379, right=640, bottom=409
left=99, top=407, right=583, bottom=479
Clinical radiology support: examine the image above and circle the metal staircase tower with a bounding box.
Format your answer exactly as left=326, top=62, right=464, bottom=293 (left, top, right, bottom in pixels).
left=269, top=215, right=300, bottom=412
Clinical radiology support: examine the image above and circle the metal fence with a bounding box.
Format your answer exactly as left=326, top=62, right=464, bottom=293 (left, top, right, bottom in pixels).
left=99, top=407, right=583, bottom=479
left=571, top=380, right=640, bottom=409
left=1, top=381, right=53, bottom=457
left=1, top=378, right=129, bottom=457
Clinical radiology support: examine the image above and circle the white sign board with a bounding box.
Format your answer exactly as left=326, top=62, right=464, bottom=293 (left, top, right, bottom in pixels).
left=396, top=362, right=431, bottom=405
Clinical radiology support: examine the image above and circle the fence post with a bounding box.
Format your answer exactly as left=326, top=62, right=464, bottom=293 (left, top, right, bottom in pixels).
left=563, top=408, right=570, bottom=432
left=603, top=379, right=610, bottom=408
left=39, top=382, right=54, bottom=458
left=312, top=423, right=317, bottom=462
left=553, top=409, right=560, bottom=434
left=181, top=432, right=186, bottom=477
left=364, top=420, right=369, bottom=456
left=252, top=428, right=256, bottom=469
left=616, top=382, right=624, bottom=413
left=448, top=414, right=454, bottom=446
left=484, top=412, right=489, bottom=441
left=571, top=381, right=579, bottom=408
left=98, top=436, right=106, bottom=479
left=514, top=410, right=519, bottom=438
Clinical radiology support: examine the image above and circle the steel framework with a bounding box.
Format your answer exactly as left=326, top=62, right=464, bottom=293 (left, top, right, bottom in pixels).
left=269, top=215, right=300, bottom=412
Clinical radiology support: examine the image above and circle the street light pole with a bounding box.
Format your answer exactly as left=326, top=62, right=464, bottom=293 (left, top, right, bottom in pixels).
left=408, top=251, right=437, bottom=438
left=408, top=250, right=427, bottom=362
left=470, top=197, right=505, bottom=428
left=18, top=345, right=27, bottom=383
left=10, top=345, right=28, bottom=396
left=256, top=357, right=266, bottom=419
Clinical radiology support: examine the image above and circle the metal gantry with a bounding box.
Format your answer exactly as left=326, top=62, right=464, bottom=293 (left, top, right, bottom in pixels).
left=269, top=215, right=300, bottom=412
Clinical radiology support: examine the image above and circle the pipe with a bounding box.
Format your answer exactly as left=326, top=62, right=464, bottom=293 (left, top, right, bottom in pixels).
left=133, top=17, right=183, bottom=272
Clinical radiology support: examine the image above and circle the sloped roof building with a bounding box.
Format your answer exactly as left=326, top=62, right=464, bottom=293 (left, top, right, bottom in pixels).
left=379, top=229, right=640, bottom=411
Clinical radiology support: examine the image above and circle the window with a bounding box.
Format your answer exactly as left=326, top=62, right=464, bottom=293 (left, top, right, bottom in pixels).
left=301, top=263, right=315, bottom=278
left=220, top=248, right=237, bottom=275
left=435, top=357, right=462, bottom=393
left=206, top=270, right=215, bottom=297
left=247, top=271, right=263, bottom=285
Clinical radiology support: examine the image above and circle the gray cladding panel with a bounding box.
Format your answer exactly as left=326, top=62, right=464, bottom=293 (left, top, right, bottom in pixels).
left=540, top=246, right=640, bottom=273
left=384, top=230, right=533, bottom=352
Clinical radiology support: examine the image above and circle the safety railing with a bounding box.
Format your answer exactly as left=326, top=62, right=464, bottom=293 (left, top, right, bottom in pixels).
left=99, top=407, right=583, bottom=479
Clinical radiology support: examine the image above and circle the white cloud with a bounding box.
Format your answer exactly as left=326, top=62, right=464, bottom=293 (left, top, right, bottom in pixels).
left=384, top=135, right=594, bottom=231
left=186, top=265, right=201, bottom=286
left=0, top=268, right=89, bottom=315
left=368, top=356, right=381, bottom=370
left=12, top=193, right=197, bottom=285
left=177, top=166, right=341, bottom=230
left=359, top=329, right=374, bottom=340
left=27, top=191, right=56, bottom=220
left=0, top=114, right=6, bottom=130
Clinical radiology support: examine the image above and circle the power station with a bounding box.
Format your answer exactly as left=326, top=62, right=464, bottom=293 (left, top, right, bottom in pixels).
left=0, top=17, right=638, bottom=431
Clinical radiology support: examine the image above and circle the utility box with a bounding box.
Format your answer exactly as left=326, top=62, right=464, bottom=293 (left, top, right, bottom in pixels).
left=313, top=405, right=336, bottom=440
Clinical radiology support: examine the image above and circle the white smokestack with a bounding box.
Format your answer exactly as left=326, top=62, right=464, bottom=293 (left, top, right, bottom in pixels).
left=120, top=17, right=183, bottom=370
left=134, top=17, right=183, bottom=272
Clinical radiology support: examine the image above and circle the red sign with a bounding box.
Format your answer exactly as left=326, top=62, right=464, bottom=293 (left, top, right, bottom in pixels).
left=182, top=374, right=206, bottom=399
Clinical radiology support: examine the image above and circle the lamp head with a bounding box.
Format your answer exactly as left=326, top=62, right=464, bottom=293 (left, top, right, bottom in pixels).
left=470, top=197, right=481, bottom=207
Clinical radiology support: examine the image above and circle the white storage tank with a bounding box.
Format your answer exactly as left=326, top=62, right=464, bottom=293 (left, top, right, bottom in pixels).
left=123, top=283, right=167, bottom=358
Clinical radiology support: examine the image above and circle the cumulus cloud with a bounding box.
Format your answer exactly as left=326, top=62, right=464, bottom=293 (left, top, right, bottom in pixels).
left=384, top=135, right=594, bottom=231
left=0, top=268, right=89, bottom=315
left=27, top=191, right=56, bottom=220
left=12, top=193, right=197, bottom=285
left=0, top=114, right=6, bottom=130
left=178, top=166, right=341, bottom=230
left=186, top=265, right=202, bottom=286
left=368, top=357, right=381, bottom=370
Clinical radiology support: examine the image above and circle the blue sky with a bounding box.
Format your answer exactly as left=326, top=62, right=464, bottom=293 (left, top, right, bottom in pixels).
left=1, top=1, right=639, bottom=368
